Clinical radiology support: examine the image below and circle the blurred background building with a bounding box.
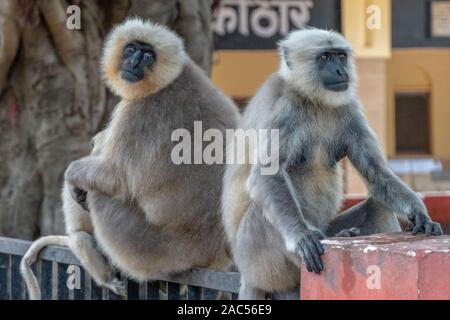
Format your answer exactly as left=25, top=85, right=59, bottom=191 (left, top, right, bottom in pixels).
left=211, top=0, right=450, bottom=194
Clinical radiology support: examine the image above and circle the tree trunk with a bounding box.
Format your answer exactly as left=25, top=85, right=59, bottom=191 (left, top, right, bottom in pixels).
left=0, top=0, right=213, bottom=239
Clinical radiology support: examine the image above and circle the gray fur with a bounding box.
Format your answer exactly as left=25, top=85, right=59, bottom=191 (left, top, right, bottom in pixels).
left=65, top=60, right=239, bottom=282
left=221, top=29, right=442, bottom=299
left=22, top=19, right=239, bottom=299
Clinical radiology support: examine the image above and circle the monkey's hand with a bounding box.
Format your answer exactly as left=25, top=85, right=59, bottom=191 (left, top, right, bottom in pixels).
left=69, top=186, right=89, bottom=211
left=291, top=229, right=325, bottom=274
left=406, top=211, right=442, bottom=236
left=105, top=278, right=127, bottom=297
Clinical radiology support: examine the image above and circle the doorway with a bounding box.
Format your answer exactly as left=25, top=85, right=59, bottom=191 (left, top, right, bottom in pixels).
left=395, top=92, right=431, bottom=155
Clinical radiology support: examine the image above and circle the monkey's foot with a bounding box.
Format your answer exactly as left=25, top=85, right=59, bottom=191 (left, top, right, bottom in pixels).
left=105, top=278, right=127, bottom=296
left=334, top=227, right=361, bottom=238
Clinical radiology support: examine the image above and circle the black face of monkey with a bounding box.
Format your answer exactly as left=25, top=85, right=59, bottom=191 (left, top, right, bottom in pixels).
left=316, top=48, right=349, bottom=92
left=121, top=41, right=156, bottom=83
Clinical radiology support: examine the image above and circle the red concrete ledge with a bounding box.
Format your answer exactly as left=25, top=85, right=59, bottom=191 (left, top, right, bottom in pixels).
left=300, top=233, right=450, bottom=300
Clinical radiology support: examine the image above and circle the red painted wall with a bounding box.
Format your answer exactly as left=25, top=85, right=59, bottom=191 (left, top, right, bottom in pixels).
left=301, top=233, right=450, bottom=300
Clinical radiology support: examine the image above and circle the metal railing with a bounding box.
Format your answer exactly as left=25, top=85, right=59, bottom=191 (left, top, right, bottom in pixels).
left=0, top=237, right=241, bottom=300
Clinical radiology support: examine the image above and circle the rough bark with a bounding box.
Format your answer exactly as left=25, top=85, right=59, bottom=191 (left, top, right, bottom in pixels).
left=0, top=0, right=213, bottom=239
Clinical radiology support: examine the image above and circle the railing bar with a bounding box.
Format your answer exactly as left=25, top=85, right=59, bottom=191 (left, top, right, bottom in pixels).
left=41, top=247, right=79, bottom=265
left=0, top=237, right=79, bottom=265
left=34, top=259, right=42, bottom=299
left=202, top=288, right=217, bottom=300
left=0, top=238, right=243, bottom=296
left=0, top=253, right=8, bottom=300
left=85, top=273, right=91, bottom=300
left=57, top=263, right=69, bottom=300
left=40, top=260, right=52, bottom=300
left=72, top=265, right=85, bottom=300
left=167, top=282, right=180, bottom=300
left=139, top=282, right=146, bottom=300
left=7, top=254, right=11, bottom=300
left=102, top=287, right=108, bottom=300
left=11, top=255, right=22, bottom=300
left=146, top=281, right=159, bottom=300
left=90, top=276, right=103, bottom=300
left=187, top=285, right=201, bottom=300
left=159, top=269, right=241, bottom=293
left=0, top=237, right=29, bottom=256
left=52, top=262, right=58, bottom=300
left=161, top=281, right=168, bottom=300
left=127, top=279, right=139, bottom=300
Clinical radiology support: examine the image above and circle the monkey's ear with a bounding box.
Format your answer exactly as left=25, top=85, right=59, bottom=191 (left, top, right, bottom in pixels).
left=280, top=46, right=292, bottom=70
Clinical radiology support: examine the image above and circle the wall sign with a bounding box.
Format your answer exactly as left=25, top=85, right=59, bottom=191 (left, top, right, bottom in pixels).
left=431, top=1, right=450, bottom=37
left=213, top=0, right=341, bottom=50
left=392, top=0, right=450, bottom=47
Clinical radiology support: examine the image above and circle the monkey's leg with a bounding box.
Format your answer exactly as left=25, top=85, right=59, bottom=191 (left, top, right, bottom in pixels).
left=325, top=197, right=401, bottom=237
left=68, top=231, right=126, bottom=296
left=239, top=279, right=265, bottom=300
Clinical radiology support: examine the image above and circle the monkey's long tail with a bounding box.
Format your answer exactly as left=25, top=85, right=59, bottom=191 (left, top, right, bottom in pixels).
left=20, top=235, right=69, bottom=300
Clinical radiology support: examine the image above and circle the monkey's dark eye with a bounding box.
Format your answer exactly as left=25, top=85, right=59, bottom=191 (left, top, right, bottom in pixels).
left=143, top=52, right=154, bottom=62
left=124, top=45, right=136, bottom=56
left=338, top=53, right=347, bottom=60
left=320, top=53, right=330, bottom=61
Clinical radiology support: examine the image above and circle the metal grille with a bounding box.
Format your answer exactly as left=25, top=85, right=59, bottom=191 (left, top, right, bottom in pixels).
left=0, top=237, right=240, bottom=300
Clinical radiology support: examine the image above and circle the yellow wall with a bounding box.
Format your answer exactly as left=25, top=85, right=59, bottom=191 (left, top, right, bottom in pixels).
left=342, top=0, right=391, bottom=58
left=332, top=0, right=392, bottom=193
left=387, top=49, right=450, bottom=159
left=212, top=50, right=279, bottom=98
left=346, top=58, right=389, bottom=194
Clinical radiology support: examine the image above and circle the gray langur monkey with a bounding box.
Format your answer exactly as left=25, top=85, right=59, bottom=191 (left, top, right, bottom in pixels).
left=221, top=28, right=442, bottom=299
left=21, top=18, right=240, bottom=300
left=20, top=130, right=126, bottom=300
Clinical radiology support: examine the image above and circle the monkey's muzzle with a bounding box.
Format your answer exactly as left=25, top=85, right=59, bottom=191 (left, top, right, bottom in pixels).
left=121, top=69, right=144, bottom=83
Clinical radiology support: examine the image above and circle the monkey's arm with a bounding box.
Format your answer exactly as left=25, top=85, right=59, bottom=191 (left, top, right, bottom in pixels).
left=246, top=131, right=325, bottom=274
left=346, top=109, right=442, bottom=236
left=65, top=156, right=122, bottom=197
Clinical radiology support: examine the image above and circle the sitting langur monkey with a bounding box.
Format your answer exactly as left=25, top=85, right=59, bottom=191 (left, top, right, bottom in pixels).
left=221, top=29, right=442, bottom=299
left=21, top=18, right=239, bottom=299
